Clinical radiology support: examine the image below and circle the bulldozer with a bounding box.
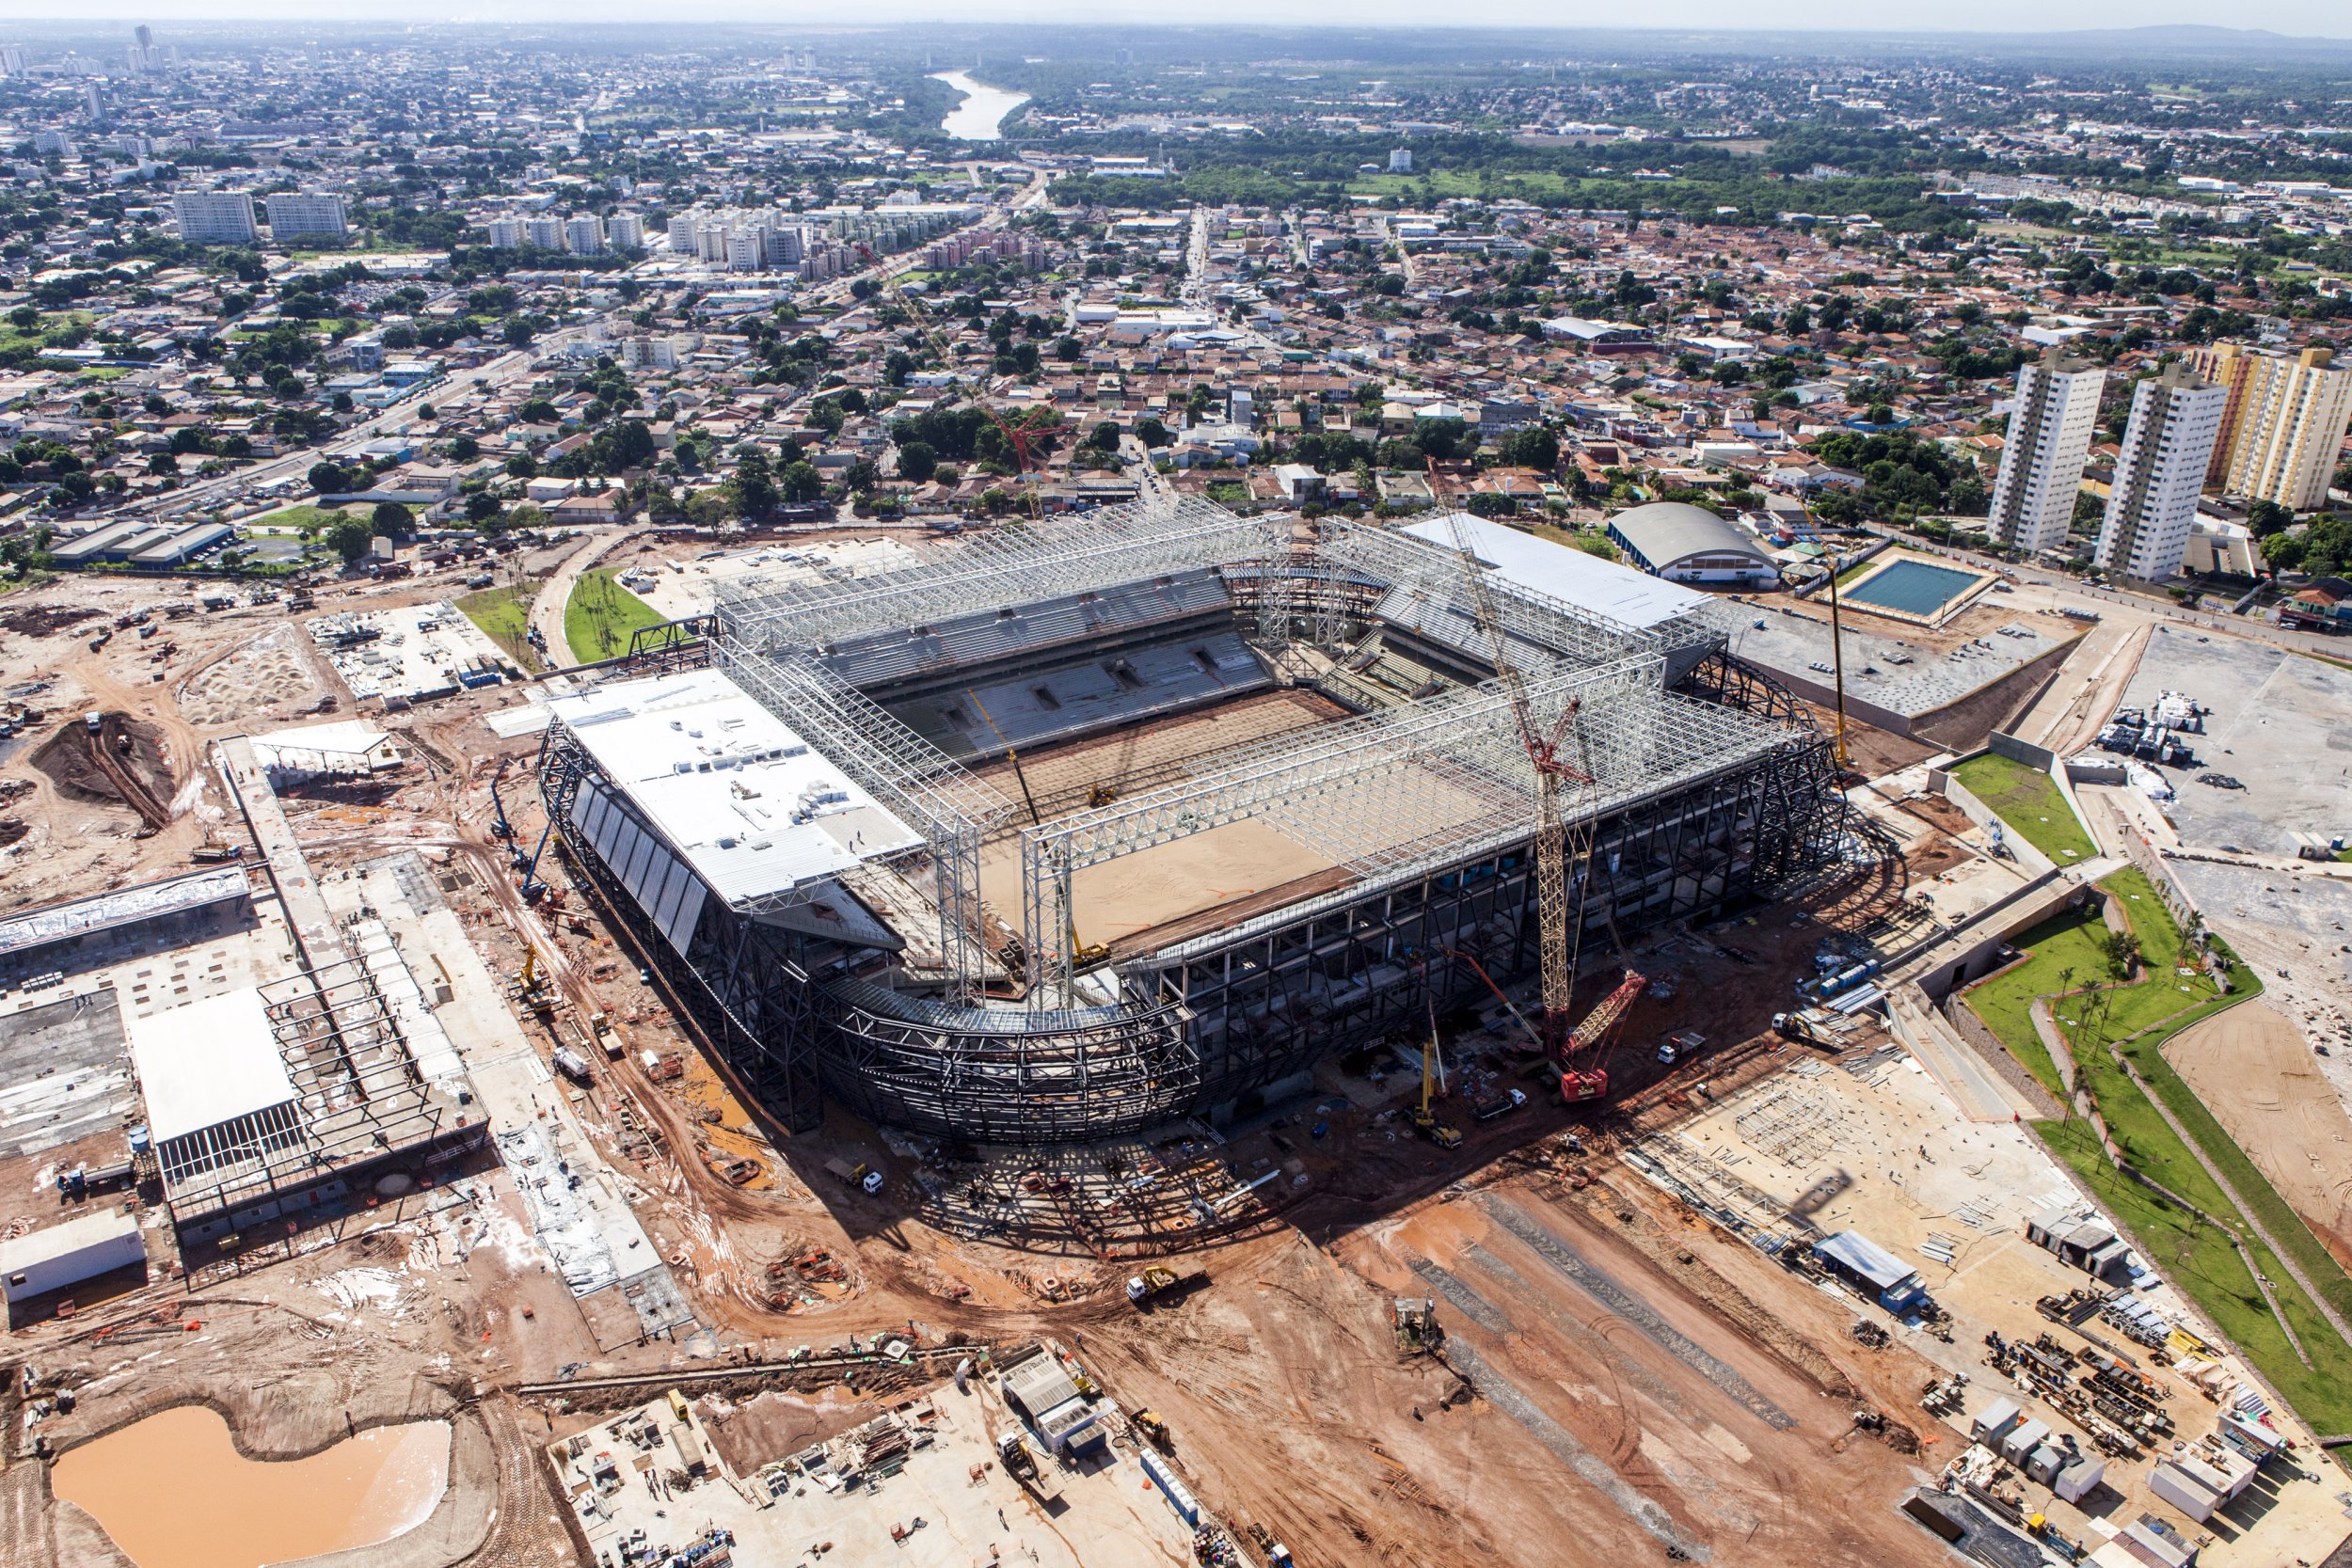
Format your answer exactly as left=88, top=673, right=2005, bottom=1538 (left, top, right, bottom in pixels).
left=1131, top=1409, right=1173, bottom=1451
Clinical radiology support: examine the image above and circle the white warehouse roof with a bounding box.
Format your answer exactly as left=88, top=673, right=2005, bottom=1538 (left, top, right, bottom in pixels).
left=546, top=669, right=924, bottom=908
left=126, top=988, right=297, bottom=1145
left=1401, top=513, right=1711, bottom=632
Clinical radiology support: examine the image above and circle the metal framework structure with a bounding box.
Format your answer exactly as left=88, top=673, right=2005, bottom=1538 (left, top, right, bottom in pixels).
left=540, top=500, right=1856, bottom=1144
left=156, top=956, right=485, bottom=1241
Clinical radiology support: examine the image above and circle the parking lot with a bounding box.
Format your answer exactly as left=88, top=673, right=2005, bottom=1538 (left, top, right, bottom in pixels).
left=2116, top=626, right=2352, bottom=854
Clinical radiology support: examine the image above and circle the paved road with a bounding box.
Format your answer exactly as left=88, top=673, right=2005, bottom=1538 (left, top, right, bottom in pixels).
left=127, top=327, right=597, bottom=524
left=527, top=524, right=631, bottom=669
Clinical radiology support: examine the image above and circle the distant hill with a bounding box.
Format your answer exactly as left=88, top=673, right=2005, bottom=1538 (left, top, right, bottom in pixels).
left=2029, top=24, right=2350, bottom=52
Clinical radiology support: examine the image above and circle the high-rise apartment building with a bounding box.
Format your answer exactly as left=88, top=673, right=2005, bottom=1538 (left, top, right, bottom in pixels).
left=525, top=216, right=564, bottom=250
left=0, top=44, right=31, bottom=77
left=1986, top=347, right=2106, bottom=555
left=564, top=214, right=606, bottom=254
left=2189, top=343, right=2352, bottom=513
left=607, top=213, right=644, bottom=250
left=485, top=215, right=526, bottom=249
left=263, top=192, right=348, bottom=240
left=171, top=190, right=258, bottom=245
left=2093, top=365, right=2226, bottom=581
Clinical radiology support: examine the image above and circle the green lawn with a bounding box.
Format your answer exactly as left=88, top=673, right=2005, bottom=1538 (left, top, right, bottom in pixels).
left=564, top=568, right=663, bottom=664
left=1346, top=170, right=1577, bottom=199
left=457, top=579, right=545, bottom=673
left=0, top=309, right=93, bottom=357
left=1949, top=752, right=2096, bottom=864
left=1962, top=869, right=2352, bottom=1434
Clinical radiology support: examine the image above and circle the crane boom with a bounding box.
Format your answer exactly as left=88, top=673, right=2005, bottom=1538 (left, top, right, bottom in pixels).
left=1429, top=467, right=1633, bottom=1105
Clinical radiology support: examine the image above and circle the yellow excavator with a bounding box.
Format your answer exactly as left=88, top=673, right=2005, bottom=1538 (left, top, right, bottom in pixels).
left=1407, top=996, right=1463, bottom=1150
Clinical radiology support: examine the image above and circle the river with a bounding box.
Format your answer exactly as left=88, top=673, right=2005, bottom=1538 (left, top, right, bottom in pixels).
left=932, top=71, right=1028, bottom=141
left=50, top=1406, right=452, bottom=1568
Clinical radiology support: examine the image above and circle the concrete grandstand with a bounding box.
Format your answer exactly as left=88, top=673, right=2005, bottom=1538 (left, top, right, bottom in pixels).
left=538, top=499, right=1868, bottom=1144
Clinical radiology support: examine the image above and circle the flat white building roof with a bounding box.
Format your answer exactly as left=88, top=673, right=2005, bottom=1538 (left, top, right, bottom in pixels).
left=547, top=669, right=924, bottom=908
left=0, top=1207, right=142, bottom=1276
left=125, top=988, right=297, bottom=1145
left=250, top=718, right=402, bottom=772
left=1401, top=513, right=1712, bottom=633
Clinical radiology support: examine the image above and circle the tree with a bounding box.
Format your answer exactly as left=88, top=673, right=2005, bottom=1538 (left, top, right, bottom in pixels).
left=1136, top=418, right=1170, bottom=449
left=501, top=316, right=536, bottom=348
left=806, top=399, right=846, bottom=435
left=2102, top=927, right=2142, bottom=983
left=1496, top=426, right=1558, bottom=471
left=2247, top=499, right=2294, bottom=538
left=308, top=461, right=350, bottom=495
left=898, top=439, right=937, bottom=483
left=449, top=436, right=480, bottom=462
left=327, top=515, right=374, bottom=562
left=1088, top=420, right=1121, bottom=452
left=780, top=460, right=822, bottom=504
left=147, top=451, right=178, bottom=477
left=371, top=500, right=414, bottom=536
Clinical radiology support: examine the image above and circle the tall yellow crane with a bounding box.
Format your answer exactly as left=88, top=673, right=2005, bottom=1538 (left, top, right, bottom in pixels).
left=1431, top=465, right=1644, bottom=1103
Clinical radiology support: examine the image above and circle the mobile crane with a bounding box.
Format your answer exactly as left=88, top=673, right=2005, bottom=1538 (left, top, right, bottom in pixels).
left=1408, top=994, right=1463, bottom=1149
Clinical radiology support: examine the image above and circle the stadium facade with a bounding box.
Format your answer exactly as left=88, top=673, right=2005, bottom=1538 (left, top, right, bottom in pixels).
left=540, top=501, right=1861, bottom=1144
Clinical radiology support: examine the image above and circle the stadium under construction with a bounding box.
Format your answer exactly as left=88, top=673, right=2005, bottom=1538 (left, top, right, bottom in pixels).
left=538, top=500, right=1867, bottom=1144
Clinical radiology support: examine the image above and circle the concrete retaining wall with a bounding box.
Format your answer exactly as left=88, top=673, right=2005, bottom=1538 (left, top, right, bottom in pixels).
left=1987, top=730, right=2057, bottom=771
left=1938, top=762, right=2061, bottom=879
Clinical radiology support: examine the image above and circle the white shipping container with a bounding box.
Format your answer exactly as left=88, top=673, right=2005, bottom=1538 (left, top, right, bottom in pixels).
left=0, top=1209, right=146, bottom=1303
left=2053, top=1455, right=2106, bottom=1503
left=2148, top=1461, right=2220, bottom=1523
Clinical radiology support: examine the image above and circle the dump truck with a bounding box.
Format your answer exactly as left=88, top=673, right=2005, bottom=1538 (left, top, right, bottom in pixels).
left=824, top=1158, right=885, bottom=1196
left=1470, top=1087, right=1527, bottom=1120
left=1125, top=1264, right=1208, bottom=1308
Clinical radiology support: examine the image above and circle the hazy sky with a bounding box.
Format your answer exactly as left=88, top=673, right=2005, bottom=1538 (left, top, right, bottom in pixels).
left=26, top=0, right=2352, bottom=40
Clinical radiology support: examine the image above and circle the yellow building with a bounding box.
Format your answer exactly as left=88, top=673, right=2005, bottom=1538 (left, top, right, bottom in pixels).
left=2188, top=343, right=2352, bottom=512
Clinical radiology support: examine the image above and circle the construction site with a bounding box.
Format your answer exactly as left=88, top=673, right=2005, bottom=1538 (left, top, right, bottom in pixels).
left=4, top=501, right=2352, bottom=1568
left=540, top=500, right=1864, bottom=1145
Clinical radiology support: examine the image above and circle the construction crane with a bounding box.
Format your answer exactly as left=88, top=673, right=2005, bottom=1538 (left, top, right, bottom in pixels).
left=964, top=689, right=1111, bottom=974
left=1409, top=993, right=1463, bottom=1149
left=1430, top=463, right=1644, bottom=1104
left=486, top=772, right=517, bottom=843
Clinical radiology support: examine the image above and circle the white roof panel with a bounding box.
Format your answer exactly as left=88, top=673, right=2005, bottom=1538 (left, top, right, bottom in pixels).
left=126, top=988, right=297, bottom=1145
left=546, top=669, right=925, bottom=908
left=1401, top=513, right=1711, bottom=632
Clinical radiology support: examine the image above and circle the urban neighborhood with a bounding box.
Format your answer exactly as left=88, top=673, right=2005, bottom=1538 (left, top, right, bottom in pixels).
left=3, top=15, right=2352, bottom=1568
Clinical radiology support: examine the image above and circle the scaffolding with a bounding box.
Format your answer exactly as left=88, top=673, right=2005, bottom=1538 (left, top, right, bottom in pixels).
left=544, top=499, right=1854, bottom=1143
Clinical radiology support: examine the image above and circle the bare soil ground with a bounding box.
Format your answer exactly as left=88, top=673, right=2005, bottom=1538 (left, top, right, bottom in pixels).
left=1078, top=1181, right=1937, bottom=1568
left=980, top=816, right=1338, bottom=949
left=965, top=687, right=1343, bottom=824
left=28, top=714, right=178, bottom=828
left=2167, top=999, right=2352, bottom=1269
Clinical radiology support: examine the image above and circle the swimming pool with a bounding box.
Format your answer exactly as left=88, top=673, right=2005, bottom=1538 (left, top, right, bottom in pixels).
left=1843, top=559, right=1985, bottom=618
